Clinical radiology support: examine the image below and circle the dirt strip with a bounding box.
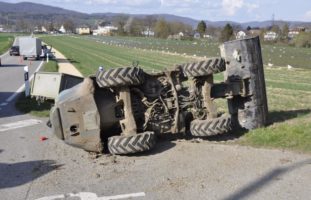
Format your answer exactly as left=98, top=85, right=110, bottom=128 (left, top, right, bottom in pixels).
left=52, top=48, right=83, bottom=77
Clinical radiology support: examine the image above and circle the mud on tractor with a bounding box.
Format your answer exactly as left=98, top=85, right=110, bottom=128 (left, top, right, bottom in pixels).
left=47, top=37, right=268, bottom=155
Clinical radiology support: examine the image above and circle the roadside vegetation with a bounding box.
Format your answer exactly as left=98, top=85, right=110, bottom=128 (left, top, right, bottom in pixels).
left=40, top=35, right=311, bottom=153
left=41, top=59, right=59, bottom=72
left=0, top=33, right=14, bottom=55
left=15, top=95, right=52, bottom=117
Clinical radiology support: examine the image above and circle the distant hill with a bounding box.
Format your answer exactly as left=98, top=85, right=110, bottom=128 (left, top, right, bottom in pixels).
left=0, top=1, right=83, bottom=15
left=0, top=1, right=310, bottom=29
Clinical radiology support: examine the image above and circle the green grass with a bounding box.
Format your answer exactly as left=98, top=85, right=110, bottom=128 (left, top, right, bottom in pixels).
left=42, top=59, right=59, bottom=72
left=42, top=36, right=195, bottom=76
left=239, top=119, right=311, bottom=153
left=82, top=35, right=311, bottom=69
left=0, top=33, right=14, bottom=55
left=15, top=95, right=52, bottom=117
left=41, top=35, right=311, bottom=153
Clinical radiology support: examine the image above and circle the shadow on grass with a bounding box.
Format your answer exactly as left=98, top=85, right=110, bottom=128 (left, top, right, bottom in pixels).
left=15, top=95, right=53, bottom=118
left=56, top=58, right=80, bottom=64
left=268, top=109, right=311, bottom=125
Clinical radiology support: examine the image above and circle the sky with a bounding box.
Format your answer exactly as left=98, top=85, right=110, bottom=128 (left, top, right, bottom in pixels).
left=2, top=0, right=311, bottom=22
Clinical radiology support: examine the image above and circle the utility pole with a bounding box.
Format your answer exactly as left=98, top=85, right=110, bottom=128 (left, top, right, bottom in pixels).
left=272, top=13, right=275, bottom=27
left=6, top=15, right=9, bottom=30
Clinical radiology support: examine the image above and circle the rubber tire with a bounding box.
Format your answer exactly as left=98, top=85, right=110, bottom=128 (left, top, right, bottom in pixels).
left=96, top=67, right=144, bottom=88
left=182, top=57, right=226, bottom=77
left=190, top=114, right=232, bottom=137
left=108, top=131, right=156, bottom=155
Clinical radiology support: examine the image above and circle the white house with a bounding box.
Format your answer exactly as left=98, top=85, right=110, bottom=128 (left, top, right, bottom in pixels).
left=264, top=31, right=278, bottom=41
left=0, top=25, right=4, bottom=32
left=93, top=23, right=118, bottom=36
left=142, top=28, right=155, bottom=37
left=236, top=31, right=246, bottom=39
left=288, top=27, right=305, bottom=39
left=59, top=25, right=66, bottom=33
left=193, top=32, right=201, bottom=39
left=203, top=34, right=213, bottom=39
left=33, top=26, right=47, bottom=33
left=41, top=26, right=47, bottom=33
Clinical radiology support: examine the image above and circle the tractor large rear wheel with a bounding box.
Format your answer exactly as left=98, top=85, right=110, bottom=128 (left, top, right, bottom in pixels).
left=190, top=114, right=232, bottom=137
left=96, top=67, right=144, bottom=88
left=182, top=57, right=226, bottom=77
left=108, top=131, right=156, bottom=155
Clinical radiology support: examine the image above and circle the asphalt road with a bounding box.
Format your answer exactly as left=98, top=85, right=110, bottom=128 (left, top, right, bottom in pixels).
left=0, top=43, right=310, bottom=200
left=0, top=50, right=44, bottom=118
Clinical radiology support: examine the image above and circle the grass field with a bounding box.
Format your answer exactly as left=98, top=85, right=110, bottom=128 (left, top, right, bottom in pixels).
left=0, top=33, right=14, bottom=55
left=40, top=35, right=311, bottom=153
left=43, top=36, right=195, bottom=75
left=83, top=35, right=311, bottom=69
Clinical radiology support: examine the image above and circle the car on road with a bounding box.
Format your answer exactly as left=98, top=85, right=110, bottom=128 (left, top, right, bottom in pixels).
left=9, top=46, right=20, bottom=56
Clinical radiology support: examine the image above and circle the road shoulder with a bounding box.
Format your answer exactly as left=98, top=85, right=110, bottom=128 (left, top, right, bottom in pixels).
left=52, top=48, right=83, bottom=77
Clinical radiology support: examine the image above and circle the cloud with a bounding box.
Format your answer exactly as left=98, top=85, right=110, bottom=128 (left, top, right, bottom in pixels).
left=160, top=0, right=199, bottom=7
left=245, top=2, right=259, bottom=13
left=222, top=0, right=244, bottom=16
left=221, top=0, right=259, bottom=16
left=85, top=0, right=158, bottom=6
left=305, top=10, right=311, bottom=20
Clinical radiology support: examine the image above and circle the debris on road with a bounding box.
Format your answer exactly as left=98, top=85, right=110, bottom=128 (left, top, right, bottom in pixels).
left=40, top=136, right=48, bottom=141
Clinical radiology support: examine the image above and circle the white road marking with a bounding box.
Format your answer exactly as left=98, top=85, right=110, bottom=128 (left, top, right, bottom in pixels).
left=35, top=192, right=146, bottom=200
left=0, top=119, right=42, bottom=132
left=103, top=192, right=145, bottom=199
left=2, top=60, right=44, bottom=104
left=0, top=102, right=8, bottom=106
left=0, top=50, right=9, bottom=58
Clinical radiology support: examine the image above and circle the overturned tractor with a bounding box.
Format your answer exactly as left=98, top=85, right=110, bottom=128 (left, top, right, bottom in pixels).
left=47, top=37, right=268, bottom=155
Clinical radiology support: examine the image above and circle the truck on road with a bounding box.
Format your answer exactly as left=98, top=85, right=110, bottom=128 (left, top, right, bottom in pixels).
left=19, top=37, right=42, bottom=60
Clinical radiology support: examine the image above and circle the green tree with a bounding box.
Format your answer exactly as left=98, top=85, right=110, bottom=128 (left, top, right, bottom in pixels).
left=143, top=15, right=157, bottom=36
left=294, top=32, right=311, bottom=48
left=219, top=23, right=233, bottom=42
left=271, top=25, right=281, bottom=34
left=281, top=23, right=289, bottom=42
left=114, top=15, right=128, bottom=36
left=63, top=19, right=75, bottom=33
left=47, top=21, right=55, bottom=32
left=197, top=20, right=207, bottom=36
left=16, top=19, right=29, bottom=32
left=170, top=21, right=192, bottom=34
left=154, top=19, right=170, bottom=38
left=128, top=18, right=144, bottom=36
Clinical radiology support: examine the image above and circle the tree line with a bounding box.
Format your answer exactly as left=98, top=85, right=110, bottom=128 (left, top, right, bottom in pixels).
left=7, top=14, right=311, bottom=48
